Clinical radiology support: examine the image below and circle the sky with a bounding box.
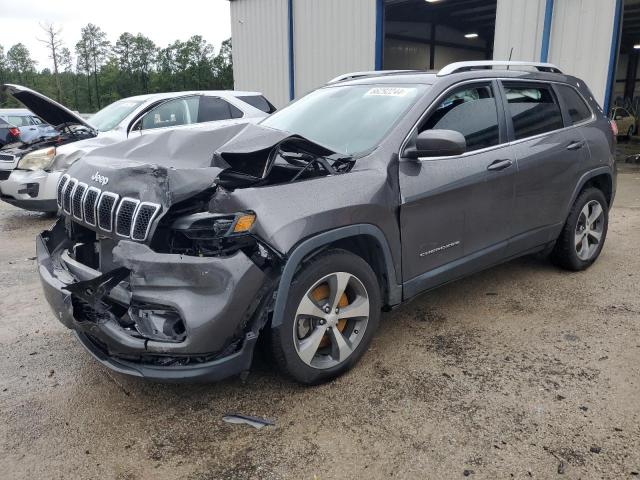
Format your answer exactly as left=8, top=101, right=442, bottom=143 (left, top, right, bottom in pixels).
left=0, top=0, right=231, bottom=69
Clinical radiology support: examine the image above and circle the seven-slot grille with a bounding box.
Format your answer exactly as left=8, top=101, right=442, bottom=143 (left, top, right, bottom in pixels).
left=55, top=175, right=161, bottom=241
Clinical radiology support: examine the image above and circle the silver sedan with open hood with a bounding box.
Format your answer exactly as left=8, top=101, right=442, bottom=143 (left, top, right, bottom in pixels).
left=0, top=84, right=274, bottom=212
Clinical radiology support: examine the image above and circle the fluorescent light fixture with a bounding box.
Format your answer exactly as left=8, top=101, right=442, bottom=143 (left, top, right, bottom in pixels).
left=465, top=33, right=479, bottom=39
left=425, top=0, right=441, bottom=3
left=635, top=44, right=640, bottom=49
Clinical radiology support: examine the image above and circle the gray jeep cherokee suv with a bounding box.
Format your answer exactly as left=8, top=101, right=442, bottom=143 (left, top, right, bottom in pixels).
left=37, top=61, right=616, bottom=384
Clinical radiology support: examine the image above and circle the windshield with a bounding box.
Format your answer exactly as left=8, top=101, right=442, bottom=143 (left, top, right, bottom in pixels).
left=89, top=99, right=145, bottom=132
left=261, top=84, right=426, bottom=155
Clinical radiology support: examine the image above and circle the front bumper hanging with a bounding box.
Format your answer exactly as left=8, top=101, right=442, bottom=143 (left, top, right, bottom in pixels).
left=36, top=220, right=269, bottom=382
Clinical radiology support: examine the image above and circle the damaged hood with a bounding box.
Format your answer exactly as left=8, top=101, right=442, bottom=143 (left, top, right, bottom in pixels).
left=214, top=123, right=336, bottom=158
left=64, top=122, right=249, bottom=208
left=2, top=83, right=95, bottom=131
left=212, top=123, right=338, bottom=184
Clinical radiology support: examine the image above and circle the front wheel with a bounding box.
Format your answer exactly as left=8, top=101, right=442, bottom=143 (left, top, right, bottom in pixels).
left=270, top=249, right=381, bottom=384
left=551, top=188, right=608, bottom=271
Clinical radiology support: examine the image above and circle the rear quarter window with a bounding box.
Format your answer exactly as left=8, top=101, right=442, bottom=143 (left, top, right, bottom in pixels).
left=238, top=95, right=277, bottom=114
left=6, top=115, right=32, bottom=127
left=503, top=83, right=564, bottom=140
left=556, top=85, right=592, bottom=125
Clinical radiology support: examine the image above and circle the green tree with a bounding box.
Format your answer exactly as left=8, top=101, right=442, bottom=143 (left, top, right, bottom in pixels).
left=113, top=32, right=135, bottom=74
left=113, top=32, right=136, bottom=96
left=185, top=35, right=214, bottom=89
left=6, top=43, right=36, bottom=85
left=131, top=34, right=156, bottom=92
left=75, top=37, right=93, bottom=109
left=2, top=26, right=234, bottom=113
left=0, top=45, right=9, bottom=106
left=213, top=38, right=233, bottom=89
left=58, top=47, right=78, bottom=108
left=77, top=23, right=110, bottom=109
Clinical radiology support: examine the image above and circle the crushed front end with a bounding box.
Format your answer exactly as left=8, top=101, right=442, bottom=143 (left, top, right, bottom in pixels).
left=36, top=123, right=358, bottom=382
left=37, top=154, right=280, bottom=382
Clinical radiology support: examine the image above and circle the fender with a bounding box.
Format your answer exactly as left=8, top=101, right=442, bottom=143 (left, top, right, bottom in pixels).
left=565, top=166, right=615, bottom=218
left=270, top=224, right=402, bottom=328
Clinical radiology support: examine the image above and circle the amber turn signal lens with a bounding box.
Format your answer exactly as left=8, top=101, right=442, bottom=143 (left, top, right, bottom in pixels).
left=233, top=213, right=256, bottom=233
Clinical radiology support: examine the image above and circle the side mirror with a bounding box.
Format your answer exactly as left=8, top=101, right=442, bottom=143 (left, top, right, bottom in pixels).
left=405, top=129, right=466, bottom=159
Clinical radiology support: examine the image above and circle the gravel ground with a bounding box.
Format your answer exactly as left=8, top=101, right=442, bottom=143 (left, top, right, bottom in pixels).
left=1, top=162, right=639, bottom=480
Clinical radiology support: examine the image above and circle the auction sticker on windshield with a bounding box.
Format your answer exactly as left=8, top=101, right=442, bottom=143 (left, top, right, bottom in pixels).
left=365, top=87, right=415, bottom=97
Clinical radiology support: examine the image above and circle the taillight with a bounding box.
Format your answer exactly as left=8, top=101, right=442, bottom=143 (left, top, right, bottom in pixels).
left=610, top=119, right=618, bottom=136
left=8, top=127, right=20, bottom=138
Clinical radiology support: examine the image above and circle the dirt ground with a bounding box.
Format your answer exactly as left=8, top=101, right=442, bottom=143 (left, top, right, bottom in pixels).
left=1, top=159, right=639, bottom=480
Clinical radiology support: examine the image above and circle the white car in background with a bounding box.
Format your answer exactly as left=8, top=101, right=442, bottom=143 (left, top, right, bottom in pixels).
left=0, top=84, right=275, bottom=212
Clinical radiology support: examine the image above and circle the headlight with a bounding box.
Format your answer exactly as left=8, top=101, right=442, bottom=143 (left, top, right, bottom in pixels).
left=17, top=147, right=56, bottom=171
left=172, top=211, right=256, bottom=240
left=168, top=211, right=257, bottom=257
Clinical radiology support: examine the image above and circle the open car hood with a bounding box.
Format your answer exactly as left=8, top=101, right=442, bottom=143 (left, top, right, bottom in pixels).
left=1, top=84, right=95, bottom=131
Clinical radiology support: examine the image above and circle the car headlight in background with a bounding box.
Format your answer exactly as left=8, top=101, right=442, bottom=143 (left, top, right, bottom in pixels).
left=17, top=147, right=56, bottom=171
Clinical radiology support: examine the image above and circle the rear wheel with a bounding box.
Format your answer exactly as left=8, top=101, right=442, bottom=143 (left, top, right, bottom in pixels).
left=551, top=188, right=608, bottom=271
left=270, top=249, right=381, bottom=384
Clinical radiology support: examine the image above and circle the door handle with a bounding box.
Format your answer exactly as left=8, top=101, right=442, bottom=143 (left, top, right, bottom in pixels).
left=487, top=159, right=513, bottom=171
left=566, top=140, right=585, bottom=150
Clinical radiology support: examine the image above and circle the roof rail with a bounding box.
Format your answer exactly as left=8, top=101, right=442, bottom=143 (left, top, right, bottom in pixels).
left=327, top=70, right=421, bottom=84
left=437, top=61, right=563, bottom=76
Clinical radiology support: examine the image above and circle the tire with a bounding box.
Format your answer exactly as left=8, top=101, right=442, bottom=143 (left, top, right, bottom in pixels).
left=551, top=187, right=608, bottom=271
left=270, top=249, right=381, bottom=384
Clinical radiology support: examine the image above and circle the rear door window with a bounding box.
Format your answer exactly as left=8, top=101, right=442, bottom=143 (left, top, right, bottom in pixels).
left=503, top=83, right=564, bottom=140
left=556, top=85, right=592, bottom=125
left=198, top=96, right=243, bottom=122
left=420, top=83, right=501, bottom=152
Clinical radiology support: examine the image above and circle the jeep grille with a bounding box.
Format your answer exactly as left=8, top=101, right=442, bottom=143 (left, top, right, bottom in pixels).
left=56, top=175, right=161, bottom=241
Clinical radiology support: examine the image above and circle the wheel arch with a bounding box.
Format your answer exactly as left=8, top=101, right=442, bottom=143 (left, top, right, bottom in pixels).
left=270, top=224, right=402, bottom=329
left=567, top=167, right=614, bottom=215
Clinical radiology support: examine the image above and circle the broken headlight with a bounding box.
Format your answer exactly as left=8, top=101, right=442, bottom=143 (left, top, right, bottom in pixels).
left=169, top=211, right=257, bottom=256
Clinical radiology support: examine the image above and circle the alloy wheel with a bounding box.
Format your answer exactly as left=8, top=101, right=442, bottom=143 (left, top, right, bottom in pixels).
left=574, top=200, right=605, bottom=261
left=293, top=272, right=370, bottom=369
